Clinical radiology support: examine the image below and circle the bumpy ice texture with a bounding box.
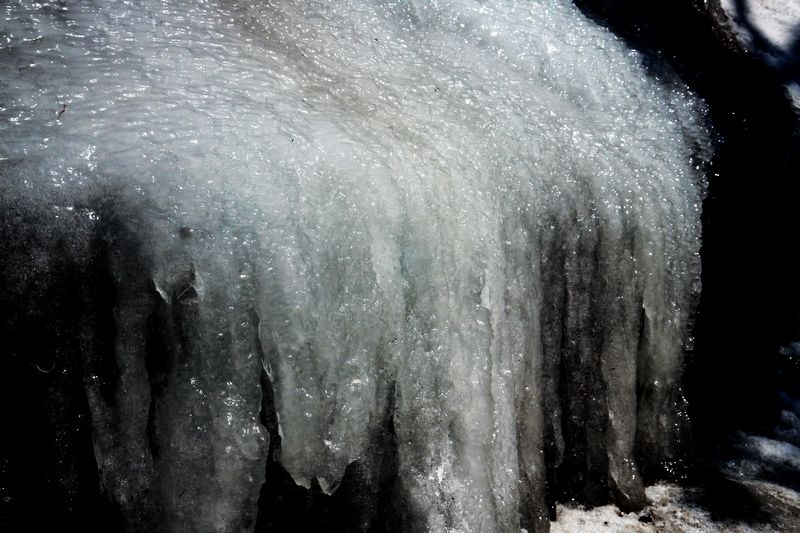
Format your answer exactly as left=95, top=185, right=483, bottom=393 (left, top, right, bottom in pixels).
left=0, top=0, right=708, bottom=531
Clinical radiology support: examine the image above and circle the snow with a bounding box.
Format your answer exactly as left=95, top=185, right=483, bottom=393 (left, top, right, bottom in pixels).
left=552, top=482, right=800, bottom=533
left=721, top=0, right=800, bottom=52
left=719, top=0, right=800, bottom=106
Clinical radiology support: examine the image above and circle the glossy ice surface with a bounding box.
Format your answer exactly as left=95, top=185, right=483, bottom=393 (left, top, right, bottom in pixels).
left=0, top=1, right=708, bottom=531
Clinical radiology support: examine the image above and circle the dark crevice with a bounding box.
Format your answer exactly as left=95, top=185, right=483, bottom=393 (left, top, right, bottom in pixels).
left=555, top=230, right=614, bottom=507
left=0, top=196, right=130, bottom=531
left=255, top=317, right=282, bottom=462
left=255, top=381, right=401, bottom=532
left=144, top=295, right=171, bottom=462
left=541, top=224, right=568, bottom=521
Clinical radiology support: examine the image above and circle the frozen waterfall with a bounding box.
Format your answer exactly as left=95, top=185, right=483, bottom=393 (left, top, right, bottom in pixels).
left=0, top=0, right=709, bottom=531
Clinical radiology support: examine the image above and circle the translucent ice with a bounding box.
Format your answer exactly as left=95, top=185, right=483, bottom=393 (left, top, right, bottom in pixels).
left=0, top=0, right=708, bottom=530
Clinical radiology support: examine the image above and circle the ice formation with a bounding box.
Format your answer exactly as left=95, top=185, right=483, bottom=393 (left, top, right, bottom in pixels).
left=0, top=0, right=708, bottom=531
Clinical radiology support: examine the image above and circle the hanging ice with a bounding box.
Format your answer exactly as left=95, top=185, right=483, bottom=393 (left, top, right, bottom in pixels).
left=0, top=0, right=709, bottom=531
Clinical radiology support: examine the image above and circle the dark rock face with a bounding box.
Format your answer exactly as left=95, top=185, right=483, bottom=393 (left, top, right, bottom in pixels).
left=0, top=195, right=119, bottom=531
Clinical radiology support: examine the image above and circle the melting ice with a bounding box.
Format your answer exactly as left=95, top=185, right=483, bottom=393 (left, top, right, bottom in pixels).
left=0, top=0, right=709, bottom=531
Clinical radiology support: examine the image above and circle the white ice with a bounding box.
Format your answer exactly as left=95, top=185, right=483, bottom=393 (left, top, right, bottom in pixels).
left=0, top=0, right=709, bottom=530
